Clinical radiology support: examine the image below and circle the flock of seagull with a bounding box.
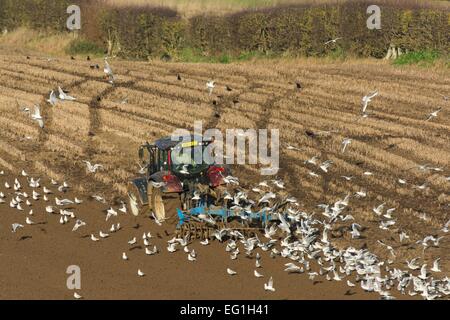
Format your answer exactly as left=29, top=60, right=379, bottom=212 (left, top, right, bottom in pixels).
left=3, top=167, right=448, bottom=299
left=2, top=54, right=449, bottom=300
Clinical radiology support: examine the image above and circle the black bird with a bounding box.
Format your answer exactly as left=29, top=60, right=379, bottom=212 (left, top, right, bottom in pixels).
left=177, top=74, right=182, bottom=81
left=226, top=85, right=232, bottom=91
left=232, top=98, right=239, bottom=105
left=213, top=100, right=217, bottom=106
left=296, top=82, right=302, bottom=90
left=214, top=112, right=220, bottom=118
left=305, top=130, right=316, bottom=138
left=26, top=56, right=30, bottom=60
left=71, top=56, right=75, bottom=60
left=96, top=96, right=102, bottom=102
left=87, top=56, right=91, bottom=61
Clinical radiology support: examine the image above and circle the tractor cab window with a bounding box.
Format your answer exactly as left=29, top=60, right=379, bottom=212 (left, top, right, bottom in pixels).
left=171, top=144, right=210, bottom=175
left=158, top=150, right=169, bottom=171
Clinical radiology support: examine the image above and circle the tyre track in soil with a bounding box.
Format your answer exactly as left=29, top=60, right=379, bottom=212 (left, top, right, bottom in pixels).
left=254, top=82, right=310, bottom=201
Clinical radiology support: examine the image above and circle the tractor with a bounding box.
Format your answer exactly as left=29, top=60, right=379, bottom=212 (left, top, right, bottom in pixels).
left=127, top=135, right=230, bottom=220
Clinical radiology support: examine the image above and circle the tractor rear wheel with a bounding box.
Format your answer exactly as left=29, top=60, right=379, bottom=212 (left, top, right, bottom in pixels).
left=151, top=187, right=166, bottom=221
left=128, top=183, right=145, bottom=216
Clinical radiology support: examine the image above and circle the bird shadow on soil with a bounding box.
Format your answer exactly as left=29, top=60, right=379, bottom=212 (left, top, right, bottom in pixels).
left=19, top=235, right=32, bottom=241
left=345, top=290, right=356, bottom=296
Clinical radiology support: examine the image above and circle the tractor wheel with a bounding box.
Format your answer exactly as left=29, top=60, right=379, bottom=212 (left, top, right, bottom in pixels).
left=151, top=187, right=166, bottom=221
left=127, top=183, right=145, bottom=216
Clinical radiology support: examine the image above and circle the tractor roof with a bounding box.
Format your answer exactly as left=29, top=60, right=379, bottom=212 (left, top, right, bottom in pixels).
left=154, top=134, right=207, bottom=150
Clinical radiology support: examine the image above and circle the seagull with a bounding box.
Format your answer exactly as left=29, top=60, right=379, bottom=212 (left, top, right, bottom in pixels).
left=286, top=145, right=301, bottom=151
left=324, top=37, right=342, bottom=45
left=58, top=86, right=76, bottom=101
left=47, top=90, right=58, bottom=106
left=254, top=270, right=264, bottom=278
left=431, top=258, right=441, bottom=272
left=319, top=160, right=333, bottom=173
left=72, top=219, right=86, bottom=232
left=373, top=203, right=385, bottom=216
left=167, top=242, right=177, bottom=253
left=74, top=197, right=83, bottom=204
left=151, top=212, right=162, bottom=226
left=12, top=223, right=24, bottom=232
left=361, top=90, right=379, bottom=114
left=99, top=231, right=109, bottom=238
left=178, top=164, right=190, bottom=175
left=73, top=292, right=82, bottom=300
left=227, top=268, right=237, bottom=275
left=188, top=251, right=196, bottom=262
left=200, top=239, right=209, bottom=246
left=122, top=252, right=128, bottom=260
left=264, top=277, right=275, bottom=292
left=128, top=237, right=137, bottom=245
left=83, top=161, right=103, bottom=173
left=350, top=223, right=361, bottom=239
left=206, top=80, right=215, bottom=95
left=347, top=280, right=355, bottom=287
left=118, top=202, right=127, bottom=214
left=30, top=105, right=44, bottom=128
left=25, top=217, right=34, bottom=225
left=90, top=234, right=99, bottom=241
left=418, top=264, right=428, bottom=280
left=272, top=179, right=285, bottom=189
left=137, top=269, right=145, bottom=277
left=104, top=58, right=115, bottom=84
left=106, top=207, right=118, bottom=221
left=258, top=192, right=276, bottom=204
left=304, top=156, right=319, bottom=165
left=55, top=197, right=74, bottom=206
left=341, top=138, right=352, bottom=153
left=426, top=108, right=442, bottom=121
left=284, top=263, right=303, bottom=273
left=145, top=246, right=158, bottom=255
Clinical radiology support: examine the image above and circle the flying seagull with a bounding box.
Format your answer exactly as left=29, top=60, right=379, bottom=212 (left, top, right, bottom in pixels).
left=31, top=105, right=44, bottom=128
left=362, top=90, right=379, bottom=114
left=58, top=87, right=76, bottom=101
left=47, top=91, right=58, bottom=106
left=206, top=80, right=215, bottom=96
left=324, top=37, right=342, bottom=45
left=83, top=161, right=103, bottom=173
left=426, top=108, right=442, bottom=121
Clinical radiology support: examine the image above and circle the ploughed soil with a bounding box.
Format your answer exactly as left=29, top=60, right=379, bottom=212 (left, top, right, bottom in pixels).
left=0, top=172, right=389, bottom=300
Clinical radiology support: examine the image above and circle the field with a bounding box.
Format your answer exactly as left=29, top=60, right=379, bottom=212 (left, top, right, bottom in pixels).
left=0, top=51, right=449, bottom=300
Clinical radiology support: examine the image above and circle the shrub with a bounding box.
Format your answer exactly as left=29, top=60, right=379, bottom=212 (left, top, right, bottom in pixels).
left=65, top=38, right=105, bottom=56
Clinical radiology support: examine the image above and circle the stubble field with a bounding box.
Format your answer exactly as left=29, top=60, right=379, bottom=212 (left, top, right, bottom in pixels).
left=0, top=53, right=448, bottom=299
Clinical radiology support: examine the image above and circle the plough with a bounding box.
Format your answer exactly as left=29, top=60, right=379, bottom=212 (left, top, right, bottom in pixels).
left=175, top=203, right=278, bottom=239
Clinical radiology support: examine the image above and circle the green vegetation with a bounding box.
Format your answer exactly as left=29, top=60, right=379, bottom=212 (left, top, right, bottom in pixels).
left=65, top=38, right=105, bottom=56
left=393, top=50, right=442, bottom=67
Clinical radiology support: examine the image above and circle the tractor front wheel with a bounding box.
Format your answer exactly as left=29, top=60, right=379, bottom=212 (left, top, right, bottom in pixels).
left=128, top=183, right=145, bottom=216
